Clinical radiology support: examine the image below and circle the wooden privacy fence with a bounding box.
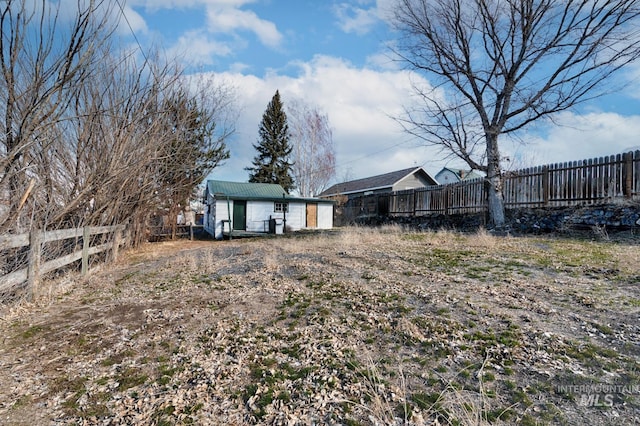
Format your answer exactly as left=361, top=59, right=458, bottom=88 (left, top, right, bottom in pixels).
left=0, top=224, right=126, bottom=300
left=348, top=150, right=640, bottom=217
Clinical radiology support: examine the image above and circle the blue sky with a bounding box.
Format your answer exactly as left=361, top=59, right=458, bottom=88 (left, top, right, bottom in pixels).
left=121, top=0, right=640, bottom=188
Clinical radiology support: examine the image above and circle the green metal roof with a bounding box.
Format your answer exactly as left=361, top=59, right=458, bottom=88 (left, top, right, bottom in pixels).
left=206, top=180, right=334, bottom=203
left=207, top=180, right=287, bottom=199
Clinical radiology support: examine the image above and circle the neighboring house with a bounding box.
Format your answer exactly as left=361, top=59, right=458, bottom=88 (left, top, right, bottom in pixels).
left=203, top=180, right=334, bottom=239
left=318, top=167, right=438, bottom=201
left=434, top=167, right=484, bottom=185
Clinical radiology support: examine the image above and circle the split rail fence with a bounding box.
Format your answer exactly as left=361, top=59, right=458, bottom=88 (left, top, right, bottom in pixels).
left=345, top=150, right=640, bottom=219
left=0, top=224, right=126, bottom=300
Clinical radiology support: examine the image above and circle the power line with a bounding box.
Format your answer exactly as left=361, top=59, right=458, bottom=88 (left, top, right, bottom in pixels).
left=113, top=0, right=150, bottom=66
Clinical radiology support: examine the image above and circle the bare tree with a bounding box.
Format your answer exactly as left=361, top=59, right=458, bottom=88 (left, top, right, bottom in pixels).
left=288, top=99, right=336, bottom=197
left=0, top=0, right=116, bottom=232
left=393, top=0, right=640, bottom=227
left=0, top=0, right=237, bottom=244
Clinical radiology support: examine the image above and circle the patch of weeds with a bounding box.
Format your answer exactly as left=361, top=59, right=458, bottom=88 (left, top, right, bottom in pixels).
left=276, top=390, right=291, bottom=402
left=410, top=392, right=454, bottom=423
left=114, top=271, right=137, bottom=286
left=395, top=303, right=413, bottom=314
left=458, top=369, right=471, bottom=380
left=20, top=324, right=49, bottom=339
left=242, top=383, right=258, bottom=403
left=561, top=342, right=619, bottom=369
left=486, top=407, right=515, bottom=422
left=184, top=402, right=204, bottom=415
left=511, top=388, right=533, bottom=407
left=252, top=388, right=274, bottom=419
left=157, top=363, right=182, bottom=386
left=95, top=376, right=109, bottom=386
left=483, top=372, right=495, bottom=382
left=101, top=349, right=136, bottom=367
left=361, top=270, right=376, bottom=281
left=282, top=363, right=315, bottom=380
left=11, top=395, right=32, bottom=409
left=116, top=367, right=148, bottom=391
left=152, top=405, right=176, bottom=426
left=503, top=380, right=516, bottom=391
left=419, top=338, right=447, bottom=356
left=593, top=322, right=614, bottom=335
left=463, top=326, right=521, bottom=352
left=280, top=343, right=301, bottom=359
left=191, top=274, right=213, bottom=285
left=159, top=340, right=180, bottom=355
left=395, top=402, right=413, bottom=420
left=54, top=376, right=88, bottom=415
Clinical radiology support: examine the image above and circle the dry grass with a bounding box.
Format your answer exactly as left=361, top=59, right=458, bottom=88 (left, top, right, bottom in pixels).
left=0, top=227, right=639, bottom=425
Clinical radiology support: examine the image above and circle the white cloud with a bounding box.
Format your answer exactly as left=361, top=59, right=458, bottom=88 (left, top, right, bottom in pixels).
left=509, top=111, right=640, bottom=169
left=333, top=0, right=396, bottom=35
left=333, top=3, right=379, bottom=35
left=128, top=0, right=282, bottom=64
left=207, top=55, right=443, bottom=184
left=116, top=4, right=148, bottom=35
left=206, top=7, right=282, bottom=48
left=166, top=30, right=233, bottom=67
left=128, top=0, right=257, bottom=12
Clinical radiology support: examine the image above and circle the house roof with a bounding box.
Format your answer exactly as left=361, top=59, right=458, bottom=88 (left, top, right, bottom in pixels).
left=435, top=167, right=484, bottom=181
left=206, top=180, right=333, bottom=203
left=319, top=167, right=437, bottom=197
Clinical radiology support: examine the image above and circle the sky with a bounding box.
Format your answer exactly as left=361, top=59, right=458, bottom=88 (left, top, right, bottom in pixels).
left=120, top=0, right=640, bottom=189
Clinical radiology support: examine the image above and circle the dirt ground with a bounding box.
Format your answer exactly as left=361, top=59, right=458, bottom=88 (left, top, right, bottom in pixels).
left=0, top=226, right=639, bottom=425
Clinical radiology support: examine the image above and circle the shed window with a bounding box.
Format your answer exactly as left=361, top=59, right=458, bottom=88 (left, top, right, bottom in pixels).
left=274, top=202, right=288, bottom=213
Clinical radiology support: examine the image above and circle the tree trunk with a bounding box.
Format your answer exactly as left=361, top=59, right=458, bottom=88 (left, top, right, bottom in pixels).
left=486, top=133, right=506, bottom=228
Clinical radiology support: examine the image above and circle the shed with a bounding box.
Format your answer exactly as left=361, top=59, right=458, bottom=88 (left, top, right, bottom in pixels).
left=203, top=180, right=334, bottom=239
left=318, top=167, right=438, bottom=201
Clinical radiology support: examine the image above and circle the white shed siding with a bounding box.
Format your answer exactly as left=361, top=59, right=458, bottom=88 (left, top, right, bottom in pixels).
left=246, top=201, right=284, bottom=233
left=212, top=199, right=231, bottom=239
left=317, top=204, right=333, bottom=229
left=285, top=202, right=305, bottom=230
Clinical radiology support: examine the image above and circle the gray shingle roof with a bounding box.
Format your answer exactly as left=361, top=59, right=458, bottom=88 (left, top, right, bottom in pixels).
left=319, top=167, right=432, bottom=197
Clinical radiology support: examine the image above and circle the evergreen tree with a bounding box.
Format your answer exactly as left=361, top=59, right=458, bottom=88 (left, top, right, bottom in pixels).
left=246, top=90, right=294, bottom=192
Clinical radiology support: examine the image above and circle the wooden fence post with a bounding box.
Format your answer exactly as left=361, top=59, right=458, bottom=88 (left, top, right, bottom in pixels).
left=542, top=165, right=550, bottom=206
left=444, top=186, right=450, bottom=216
left=623, top=151, right=633, bottom=198
left=112, top=226, right=122, bottom=261
left=27, top=229, right=41, bottom=300
left=81, top=226, right=90, bottom=275
left=412, top=190, right=417, bottom=216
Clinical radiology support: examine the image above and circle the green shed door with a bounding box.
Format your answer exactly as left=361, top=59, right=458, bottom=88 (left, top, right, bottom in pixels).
left=232, top=201, right=246, bottom=230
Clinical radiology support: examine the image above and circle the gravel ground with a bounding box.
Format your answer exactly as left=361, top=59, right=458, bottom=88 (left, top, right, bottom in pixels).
left=0, top=226, right=639, bottom=425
